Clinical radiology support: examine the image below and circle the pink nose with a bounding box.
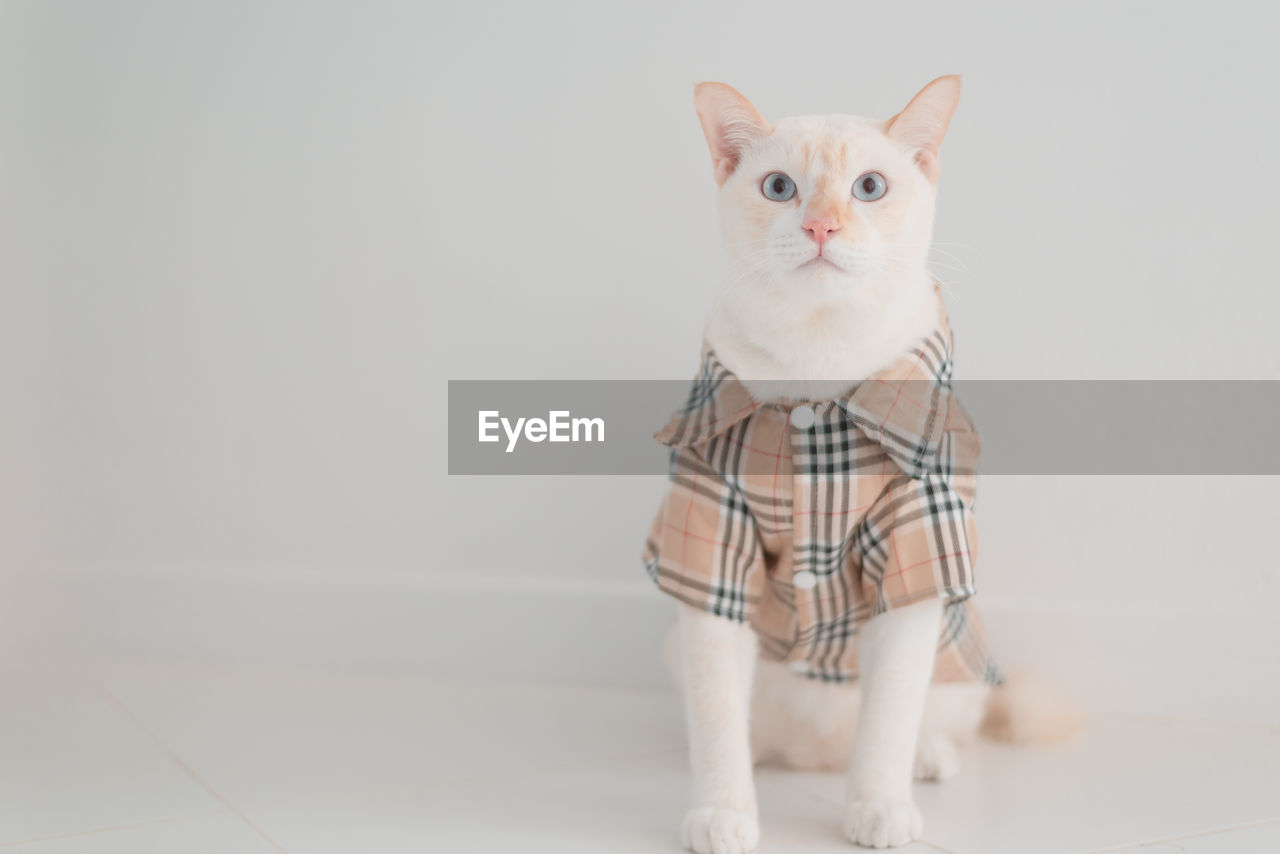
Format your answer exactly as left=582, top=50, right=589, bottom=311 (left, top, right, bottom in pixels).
left=802, top=218, right=840, bottom=249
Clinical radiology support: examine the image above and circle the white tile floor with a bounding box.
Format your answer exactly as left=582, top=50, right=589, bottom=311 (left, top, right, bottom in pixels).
left=1, top=653, right=1276, bottom=854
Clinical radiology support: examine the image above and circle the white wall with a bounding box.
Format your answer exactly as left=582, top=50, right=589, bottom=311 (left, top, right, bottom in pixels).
left=3, top=2, right=1277, bottom=716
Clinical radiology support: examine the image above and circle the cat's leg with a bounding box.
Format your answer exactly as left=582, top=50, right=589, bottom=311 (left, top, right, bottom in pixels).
left=913, top=681, right=989, bottom=782
left=844, top=598, right=942, bottom=849
left=677, top=602, right=760, bottom=854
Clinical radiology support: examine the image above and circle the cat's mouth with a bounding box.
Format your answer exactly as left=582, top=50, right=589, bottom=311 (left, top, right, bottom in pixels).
left=799, top=255, right=841, bottom=271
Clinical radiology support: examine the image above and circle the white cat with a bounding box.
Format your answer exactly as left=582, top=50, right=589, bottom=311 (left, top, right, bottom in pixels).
left=645, top=77, right=1077, bottom=853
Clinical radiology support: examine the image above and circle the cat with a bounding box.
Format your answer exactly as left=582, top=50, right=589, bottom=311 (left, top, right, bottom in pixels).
left=644, top=77, right=1076, bottom=853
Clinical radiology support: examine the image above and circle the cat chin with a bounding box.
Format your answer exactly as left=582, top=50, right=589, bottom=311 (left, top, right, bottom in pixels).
left=774, top=265, right=882, bottom=299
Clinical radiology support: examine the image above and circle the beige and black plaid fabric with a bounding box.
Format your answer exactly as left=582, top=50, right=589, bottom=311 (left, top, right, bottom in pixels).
left=643, top=304, right=1000, bottom=685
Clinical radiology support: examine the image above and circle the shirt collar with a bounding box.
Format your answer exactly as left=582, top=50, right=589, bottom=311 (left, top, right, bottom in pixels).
left=655, top=304, right=959, bottom=477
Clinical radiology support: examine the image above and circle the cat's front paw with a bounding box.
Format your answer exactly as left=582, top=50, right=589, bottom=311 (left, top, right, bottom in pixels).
left=843, top=798, right=922, bottom=849
left=681, top=806, right=760, bottom=854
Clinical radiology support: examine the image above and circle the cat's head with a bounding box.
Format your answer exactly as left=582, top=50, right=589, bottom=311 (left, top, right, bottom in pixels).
left=694, top=76, right=960, bottom=307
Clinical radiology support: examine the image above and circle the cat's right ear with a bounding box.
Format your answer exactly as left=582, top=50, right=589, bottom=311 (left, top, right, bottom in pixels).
left=694, top=83, right=770, bottom=186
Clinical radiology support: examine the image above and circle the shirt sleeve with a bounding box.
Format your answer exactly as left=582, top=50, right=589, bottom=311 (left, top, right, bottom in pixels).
left=642, top=446, right=765, bottom=623
left=851, top=471, right=978, bottom=617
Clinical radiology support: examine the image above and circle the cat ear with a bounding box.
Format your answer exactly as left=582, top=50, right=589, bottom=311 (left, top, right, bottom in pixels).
left=694, top=82, right=771, bottom=186
left=886, top=75, right=961, bottom=182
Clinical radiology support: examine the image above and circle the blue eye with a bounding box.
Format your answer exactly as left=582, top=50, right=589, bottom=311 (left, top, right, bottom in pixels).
left=852, top=171, right=887, bottom=201
left=761, top=172, right=796, bottom=201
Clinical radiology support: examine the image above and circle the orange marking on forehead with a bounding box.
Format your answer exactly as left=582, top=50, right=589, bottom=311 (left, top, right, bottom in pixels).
left=819, top=137, right=845, bottom=168
left=801, top=130, right=851, bottom=183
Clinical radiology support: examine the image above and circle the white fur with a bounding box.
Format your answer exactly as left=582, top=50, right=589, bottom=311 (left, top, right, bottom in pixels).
left=750, top=660, right=988, bottom=778
left=703, top=114, right=942, bottom=403
left=672, top=602, right=988, bottom=850
left=674, top=78, right=973, bottom=851
left=842, top=599, right=942, bottom=847
left=677, top=603, right=760, bottom=854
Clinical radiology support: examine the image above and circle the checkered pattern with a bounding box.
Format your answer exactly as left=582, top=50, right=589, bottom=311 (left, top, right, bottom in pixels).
left=643, top=305, right=1000, bottom=685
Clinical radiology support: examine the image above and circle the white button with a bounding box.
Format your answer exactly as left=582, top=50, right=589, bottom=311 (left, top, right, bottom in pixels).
left=787, top=659, right=810, bottom=674
left=789, top=405, right=816, bottom=429
left=792, top=570, right=818, bottom=590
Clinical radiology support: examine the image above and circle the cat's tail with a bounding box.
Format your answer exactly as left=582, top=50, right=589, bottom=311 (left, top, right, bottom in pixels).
left=981, top=669, right=1084, bottom=745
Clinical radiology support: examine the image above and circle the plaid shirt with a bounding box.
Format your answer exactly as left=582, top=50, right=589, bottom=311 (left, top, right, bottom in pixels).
left=643, top=305, right=1000, bottom=685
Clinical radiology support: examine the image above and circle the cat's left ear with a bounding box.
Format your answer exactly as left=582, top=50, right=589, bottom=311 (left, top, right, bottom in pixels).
left=886, top=75, right=961, bottom=183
